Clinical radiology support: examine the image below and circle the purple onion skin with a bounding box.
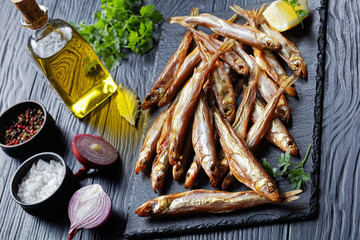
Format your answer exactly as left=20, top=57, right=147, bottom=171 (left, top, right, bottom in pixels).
left=72, top=134, right=118, bottom=176
left=68, top=184, right=112, bottom=240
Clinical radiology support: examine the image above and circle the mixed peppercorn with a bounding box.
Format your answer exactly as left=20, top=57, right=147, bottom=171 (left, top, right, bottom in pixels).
left=1, top=108, right=44, bottom=145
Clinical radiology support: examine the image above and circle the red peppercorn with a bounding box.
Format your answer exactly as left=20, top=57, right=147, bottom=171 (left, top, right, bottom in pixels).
left=1, top=108, right=44, bottom=145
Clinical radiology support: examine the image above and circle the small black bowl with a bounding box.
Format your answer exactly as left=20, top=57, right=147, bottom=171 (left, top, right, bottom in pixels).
left=10, top=152, right=74, bottom=217
left=0, top=101, right=61, bottom=159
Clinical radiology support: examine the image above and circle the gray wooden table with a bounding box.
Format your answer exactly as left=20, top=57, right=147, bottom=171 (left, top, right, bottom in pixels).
left=0, top=0, right=358, bottom=239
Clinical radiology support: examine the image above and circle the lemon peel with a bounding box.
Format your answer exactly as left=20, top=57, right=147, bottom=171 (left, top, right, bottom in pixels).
left=263, top=0, right=309, bottom=32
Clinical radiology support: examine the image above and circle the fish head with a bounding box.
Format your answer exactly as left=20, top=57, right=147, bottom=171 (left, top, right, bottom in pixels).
left=255, top=178, right=282, bottom=203
left=275, top=104, right=290, bottom=123
left=135, top=197, right=169, bottom=216
left=290, top=55, right=307, bottom=78
left=280, top=137, right=299, bottom=156
left=259, top=34, right=281, bottom=50
left=142, top=89, right=165, bottom=110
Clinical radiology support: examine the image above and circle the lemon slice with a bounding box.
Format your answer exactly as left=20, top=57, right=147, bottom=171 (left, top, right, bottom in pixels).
left=262, top=0, right=309, bottom=32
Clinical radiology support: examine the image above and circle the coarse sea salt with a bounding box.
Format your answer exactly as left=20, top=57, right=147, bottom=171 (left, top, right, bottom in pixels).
left=17, top=159, right=64, bottom=204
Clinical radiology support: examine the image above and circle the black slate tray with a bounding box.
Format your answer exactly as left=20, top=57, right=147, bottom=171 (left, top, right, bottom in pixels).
left=125, top=1, right=327, bottom=238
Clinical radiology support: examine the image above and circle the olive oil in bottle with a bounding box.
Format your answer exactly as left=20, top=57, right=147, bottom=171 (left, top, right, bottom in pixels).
left=13, top=0, right=117, bottom=118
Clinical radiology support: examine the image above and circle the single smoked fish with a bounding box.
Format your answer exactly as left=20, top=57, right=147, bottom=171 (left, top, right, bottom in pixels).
left=169, top=13, right=281, bottom=50
left=136, top=189, right=302, bottom=217
left=192, top=92, right=220, bottom=187
left=142, top=8, right=199, bottom=110
left=212, top=105, right=282, bottom=203
left=136, top=106, right=172, bottom=174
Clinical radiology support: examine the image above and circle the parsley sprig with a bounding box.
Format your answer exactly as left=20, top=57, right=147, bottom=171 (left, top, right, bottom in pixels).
left=73, top=0, right=163, bottom=71
left=262, top=145, right=311, bottom=190
left=282, top=0, right=309, bottom=28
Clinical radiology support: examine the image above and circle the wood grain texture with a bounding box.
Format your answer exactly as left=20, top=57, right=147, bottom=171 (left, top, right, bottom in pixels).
left=288, top=0, right=360, bottom=239
left=0, top=0, right=359, bottom=239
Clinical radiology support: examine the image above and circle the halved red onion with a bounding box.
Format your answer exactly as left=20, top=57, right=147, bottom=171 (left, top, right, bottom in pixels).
left=72, top=134, right=118, bottom=176
left=68, top=184, right=112, bottom=240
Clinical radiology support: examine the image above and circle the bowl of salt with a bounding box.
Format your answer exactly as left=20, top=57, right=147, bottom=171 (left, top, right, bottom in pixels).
left=10, top=152, right=74, bottom=217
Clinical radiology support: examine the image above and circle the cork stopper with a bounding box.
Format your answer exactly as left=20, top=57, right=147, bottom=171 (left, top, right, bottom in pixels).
left=12, top=0, right=48, bottom=29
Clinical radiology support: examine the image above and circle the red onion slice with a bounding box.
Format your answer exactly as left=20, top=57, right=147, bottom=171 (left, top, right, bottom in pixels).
left=68, top=184, right=112, bottom=240
left=72, top=134, right=118, bottom=176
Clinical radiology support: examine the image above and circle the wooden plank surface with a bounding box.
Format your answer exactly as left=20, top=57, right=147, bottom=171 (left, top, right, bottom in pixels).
left=0, top=0, right=359, bottom=239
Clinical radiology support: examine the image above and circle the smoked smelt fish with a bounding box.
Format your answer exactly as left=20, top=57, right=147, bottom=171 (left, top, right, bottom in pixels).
left=136, top=189, right=302, bottom=217
left=212, top=105, right=282, bottom=203
left=169, top=13, right=281, bottom=50
left=150, top=148, right=170, bottom=194
left=232, top=41, right=291, bottom=123
left=169, top=38, right=235, bottom=166
left=142, top=8, right=199, bottom=110
left=187, top=27, right=248, bottom=76
left=246, top=74, right=298, bottom=151
left=172, top=126, right=194, bottom=181
left=251, top=97, right=299, bottom=155
left=159, top=14, right=239, bottom=108
left=260, top=23, right=307, bottom=78
left=194, top=33, right=236, bottom=123
left=194, top=30, right=290, bottom=121
left=230, top=4, right=297, bottom=96
left=192, top=92, right=220, bottom=187
left=184, top=156, right=201, bottom=189
left=158, top=48, right=202, bottom=107
left=136, top=105, right=173, bottom=174
left=232, top=66, right=260, bottom=140
left=232, top=4, right=307, bottom=78
left=222, top=75, right=296, bottom=190
left=150, top=101, right=177, bottom=193
left=223, top=75, right=298, bottom=190
left=254, top=49, right=298, bottom=96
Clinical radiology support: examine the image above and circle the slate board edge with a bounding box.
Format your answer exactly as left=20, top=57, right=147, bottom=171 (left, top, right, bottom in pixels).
left=124, top=3, right=328, bottom=238
left=125, top=214, right=310, bottom=239
left=309, top=0, right=328, bottom=217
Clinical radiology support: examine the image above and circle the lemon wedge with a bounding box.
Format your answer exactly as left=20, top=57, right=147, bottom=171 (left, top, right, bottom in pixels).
left=262, top=0, right=309, bottom=32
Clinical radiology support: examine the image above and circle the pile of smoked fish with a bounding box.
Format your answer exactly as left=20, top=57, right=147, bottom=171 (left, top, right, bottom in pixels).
left=135, top=4, right=306, bottom=217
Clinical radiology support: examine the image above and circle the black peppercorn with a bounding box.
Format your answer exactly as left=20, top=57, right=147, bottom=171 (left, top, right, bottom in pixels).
left=1, top=108, right=44, bottom=145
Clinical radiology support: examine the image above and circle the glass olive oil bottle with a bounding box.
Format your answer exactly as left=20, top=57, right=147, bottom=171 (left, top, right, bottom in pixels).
left=13, top=0, right=117, bottom=118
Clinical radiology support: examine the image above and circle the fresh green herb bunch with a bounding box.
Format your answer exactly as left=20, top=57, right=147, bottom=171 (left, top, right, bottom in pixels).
left=282, top=0, right=309, bottom=28
left=73, top=0, right=163, bottom=71
left=261, top=145, right=311, bottom=190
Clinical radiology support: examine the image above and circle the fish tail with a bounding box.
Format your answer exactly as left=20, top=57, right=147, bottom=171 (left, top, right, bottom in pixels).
left=280, top=74, right=298, bottom=91
left=281, top=189, right=303, bottom=203
left=168, top=16, right=187, bottom=25
left=190, top=7, right=199, bottom=17
left=228, top=13, right=238, bottom=23
left=231, top=4, right=267, bottom=26
left=218, top=38, right=236, bottom=54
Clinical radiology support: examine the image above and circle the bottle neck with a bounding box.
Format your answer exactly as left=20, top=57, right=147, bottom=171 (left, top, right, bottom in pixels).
left=21, top=5, right=49, bottom=30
